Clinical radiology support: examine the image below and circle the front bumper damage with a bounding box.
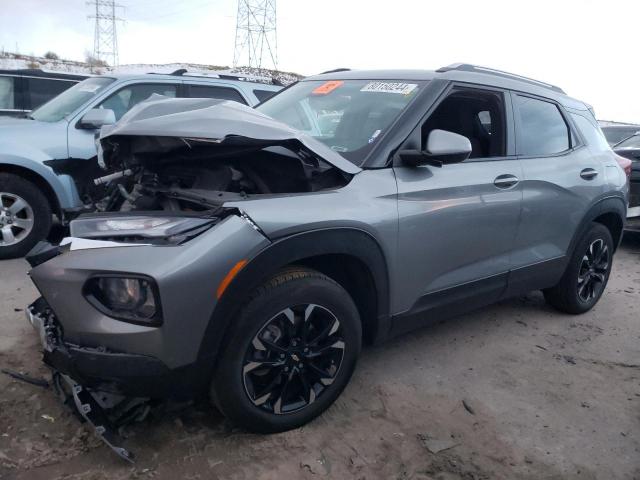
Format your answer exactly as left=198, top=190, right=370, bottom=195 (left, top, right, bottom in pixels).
left=27, top=297, right=150, bottom=462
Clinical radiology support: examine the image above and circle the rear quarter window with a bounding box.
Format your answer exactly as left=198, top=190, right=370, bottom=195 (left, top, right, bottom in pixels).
left=571, top=114, right=610, bottom=151
left=253, top=89, right=276, bottom=102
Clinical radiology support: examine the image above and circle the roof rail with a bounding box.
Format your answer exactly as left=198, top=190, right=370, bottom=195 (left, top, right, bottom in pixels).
left=436, top=63, right=565, bottom=94
left=151, top=68, right=283, bottom=86
left=320, top=68, right=351, bottom=74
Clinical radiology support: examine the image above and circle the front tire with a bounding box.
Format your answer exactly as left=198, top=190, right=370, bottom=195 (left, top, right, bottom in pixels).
left=211, top=267, right=361, bottom=433
left=0, top=173, right=52, bottom=260
left=544, top=222, right=614, bottom=314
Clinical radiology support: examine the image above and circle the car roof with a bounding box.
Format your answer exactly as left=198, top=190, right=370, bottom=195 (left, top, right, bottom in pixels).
left=304, top=65, right=589, bottom=110
left=0, top=69, right=88, bottom=81
left=105, top=72, right=282, bottom=91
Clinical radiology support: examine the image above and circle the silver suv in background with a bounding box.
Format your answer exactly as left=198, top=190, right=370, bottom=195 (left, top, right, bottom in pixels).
left=25, top=64, right=628, bottom=459
left=0, top=70, right=281, bottom=258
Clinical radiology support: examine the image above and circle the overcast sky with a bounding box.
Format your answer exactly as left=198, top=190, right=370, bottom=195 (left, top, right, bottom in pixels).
left=1, top=0, right=638, bottom=123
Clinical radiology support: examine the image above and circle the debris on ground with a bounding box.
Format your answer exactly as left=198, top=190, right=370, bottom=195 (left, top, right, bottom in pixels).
left=462, top=400, right=475, bottom=415
left=1, top=368, right=50, bottom=388
left=417, top=433, right=460, bottom=454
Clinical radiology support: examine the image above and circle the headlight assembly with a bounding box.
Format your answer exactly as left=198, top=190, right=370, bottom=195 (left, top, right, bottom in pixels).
left=70, top=214, right=217, bottom=244
left=84, top=275, right=162, bottom=326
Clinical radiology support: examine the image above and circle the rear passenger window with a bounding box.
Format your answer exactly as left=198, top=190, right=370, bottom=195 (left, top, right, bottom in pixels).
left=515, top=95, right=570, bottom=156
left=188, top=85, right=247, bottom=105
left=0, top=76, right=16, bottom=109
left=570, top=113, right=610, bottom=151
left=25, top=78, right=75, bottom=110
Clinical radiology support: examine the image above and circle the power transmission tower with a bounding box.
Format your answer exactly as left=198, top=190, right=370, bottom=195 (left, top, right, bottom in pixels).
left=233, top=0, right=278, bottom=70
left=87, top=0, right=124, bottom=66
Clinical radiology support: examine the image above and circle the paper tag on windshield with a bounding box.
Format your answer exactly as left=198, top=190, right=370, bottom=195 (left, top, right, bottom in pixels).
left=360, top=82, right=417, bottom=95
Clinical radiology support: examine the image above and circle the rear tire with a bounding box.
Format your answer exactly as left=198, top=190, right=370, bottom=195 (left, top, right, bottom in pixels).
left=211, top=267, right=361, bottom=433
left=0, top=173, right=52, bottom=260
left=544, top=222, right=613, bottom=314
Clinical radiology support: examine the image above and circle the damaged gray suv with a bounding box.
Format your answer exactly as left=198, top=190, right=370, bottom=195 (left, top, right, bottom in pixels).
left=25, top=64, right=628, bottom=460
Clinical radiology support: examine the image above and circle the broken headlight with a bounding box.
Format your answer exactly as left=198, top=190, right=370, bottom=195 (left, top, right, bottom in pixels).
left=84, top=275, right=161, bottom=326
left=70, top=215, right=217, bottom=243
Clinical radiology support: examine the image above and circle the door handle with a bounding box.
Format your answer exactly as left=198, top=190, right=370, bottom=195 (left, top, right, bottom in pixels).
left=494, top=174, right=519, bottom=189
left=580, top=168, right=598, bottom=180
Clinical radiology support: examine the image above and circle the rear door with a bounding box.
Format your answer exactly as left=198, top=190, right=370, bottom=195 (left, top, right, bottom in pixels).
left=392, top=84, right=522, bottom=331
left=507, top=92, right=604, bottom=293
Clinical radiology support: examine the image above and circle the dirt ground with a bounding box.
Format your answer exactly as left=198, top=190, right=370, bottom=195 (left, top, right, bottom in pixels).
left=1, top=235, right=639, bottom=480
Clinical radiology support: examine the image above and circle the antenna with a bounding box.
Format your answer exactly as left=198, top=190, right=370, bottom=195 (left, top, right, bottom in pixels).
left=233, top=0, right=278, bottom=70
left=87, top=0, right=124, bottom=67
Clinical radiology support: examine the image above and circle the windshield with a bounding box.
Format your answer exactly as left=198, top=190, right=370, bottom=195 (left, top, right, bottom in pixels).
left=257, top=79, right=424, bottom=165
left=30, top=77, right=116, bottom=122
left=615, top=134, right=640, bottom=149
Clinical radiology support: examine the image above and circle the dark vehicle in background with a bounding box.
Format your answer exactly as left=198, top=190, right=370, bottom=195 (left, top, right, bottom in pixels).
left=601, top=124, right=640, bottom=146
left=0, top=69, right=88, bottom=117
left=613, top=133, right=640, bottom=224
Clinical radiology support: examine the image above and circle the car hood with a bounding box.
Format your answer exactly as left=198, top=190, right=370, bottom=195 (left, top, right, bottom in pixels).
left=98, top=95, right=361, bottom=175
left=0, top=116, right=68, bottom=160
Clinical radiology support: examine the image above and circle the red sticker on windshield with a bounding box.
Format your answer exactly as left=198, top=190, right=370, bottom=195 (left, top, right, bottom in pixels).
left=312, top=80, right=344, bottom=95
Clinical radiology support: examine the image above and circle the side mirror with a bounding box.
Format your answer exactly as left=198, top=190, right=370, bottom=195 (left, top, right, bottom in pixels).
left=78, top=108, right=116, bottom=129
left=399, top=129, right=472, bottom=167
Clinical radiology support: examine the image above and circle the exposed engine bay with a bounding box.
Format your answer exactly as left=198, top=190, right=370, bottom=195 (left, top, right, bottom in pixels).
left=92, top=135, right=352, bottom=214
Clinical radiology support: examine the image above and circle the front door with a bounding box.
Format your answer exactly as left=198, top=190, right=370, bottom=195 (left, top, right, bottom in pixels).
left=392, top=86, right=522, bottom=332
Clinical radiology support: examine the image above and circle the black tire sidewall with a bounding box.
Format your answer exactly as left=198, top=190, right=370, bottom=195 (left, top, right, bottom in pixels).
left=0, top=173, right=52, bottom=259
left=549, top=223, right=614, bottom=314
left=212, top=271, right=362, bottom=433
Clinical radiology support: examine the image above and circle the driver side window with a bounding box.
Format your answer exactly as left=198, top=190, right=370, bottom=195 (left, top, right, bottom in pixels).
left=422, top=88, right=507, bottom=159
left=98, top=83, right=177, bottom=121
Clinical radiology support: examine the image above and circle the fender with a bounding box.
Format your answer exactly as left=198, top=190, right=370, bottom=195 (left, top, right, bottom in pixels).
left=568, top=194, right=626, bottom=255
left=0, top=154, right=81, bottom=211
left=196, top=227, right=391, bottom=366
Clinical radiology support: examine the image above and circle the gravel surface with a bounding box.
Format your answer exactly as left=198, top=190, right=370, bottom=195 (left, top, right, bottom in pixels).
left=1, top=234, right=639, bottom=480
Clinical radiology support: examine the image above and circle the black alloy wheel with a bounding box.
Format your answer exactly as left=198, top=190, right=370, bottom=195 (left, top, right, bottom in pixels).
left=242, top=304, right=345, bottom=415
left=576, top=238, right=610, bottom=303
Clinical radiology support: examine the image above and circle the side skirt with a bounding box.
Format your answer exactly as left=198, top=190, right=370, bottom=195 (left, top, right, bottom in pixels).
left=389, top=273, right=507, bottom=338
left=386, top=256, right=568, bottom=340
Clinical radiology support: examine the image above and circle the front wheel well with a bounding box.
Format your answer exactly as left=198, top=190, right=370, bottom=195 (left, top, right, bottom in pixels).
left=593, top=211, right=623, bottom=249
left=0, top=164, right=61, bottom=218
left=294, top=254, right=379, bottom=345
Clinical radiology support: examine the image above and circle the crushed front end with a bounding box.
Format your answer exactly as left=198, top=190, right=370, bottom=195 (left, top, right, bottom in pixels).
left=23, top=96, right=357, bottom=461
left=24, top=211, right=272, bottom=461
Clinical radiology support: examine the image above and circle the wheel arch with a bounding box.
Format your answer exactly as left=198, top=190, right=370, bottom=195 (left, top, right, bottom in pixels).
left=0, top=163, right=62, bottom=218
left=196, top=228, right=391, bottom=368
left=570, top=195, right=626, bottom=255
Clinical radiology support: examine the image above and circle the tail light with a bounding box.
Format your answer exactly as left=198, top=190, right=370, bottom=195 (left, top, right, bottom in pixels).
left=615, top=154, right=632, bottom=180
